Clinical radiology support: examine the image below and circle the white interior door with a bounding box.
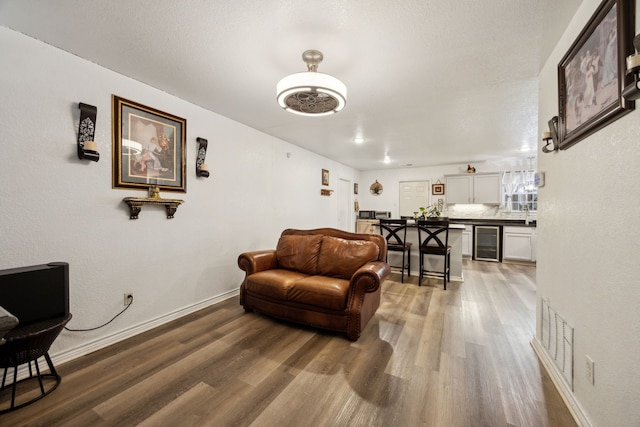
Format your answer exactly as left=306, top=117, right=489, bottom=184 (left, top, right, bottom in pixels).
left=338, top=178, right=352, bottom=231
left=399, top=180, right=430, bottom=217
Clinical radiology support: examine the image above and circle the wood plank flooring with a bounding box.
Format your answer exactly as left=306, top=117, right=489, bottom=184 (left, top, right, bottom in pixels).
left=0, top=260, right=577, bottom=426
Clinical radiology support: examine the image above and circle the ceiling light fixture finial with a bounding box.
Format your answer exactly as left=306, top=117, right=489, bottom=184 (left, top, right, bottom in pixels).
left=276, top=50, right=347, bottom=117
left=303, top=49, right=323, bottom=72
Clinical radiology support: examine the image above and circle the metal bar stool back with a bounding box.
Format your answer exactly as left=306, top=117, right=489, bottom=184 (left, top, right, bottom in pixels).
left=417, top=219, right=451, bottom=289
left=379, top=219, right=412, bottom=283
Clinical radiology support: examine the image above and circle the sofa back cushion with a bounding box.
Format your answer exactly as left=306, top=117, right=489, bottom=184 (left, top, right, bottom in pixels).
left=276, top=234, right=322, bottom=275
left=317, top=236, right=380, bottom=280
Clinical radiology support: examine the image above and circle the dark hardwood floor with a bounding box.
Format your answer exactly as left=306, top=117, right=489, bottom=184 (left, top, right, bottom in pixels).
left=0, top=260, right=577, bottom=426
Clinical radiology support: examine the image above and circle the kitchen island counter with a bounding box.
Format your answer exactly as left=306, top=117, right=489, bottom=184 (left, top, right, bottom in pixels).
left=448, top=217, right=536, bottom=227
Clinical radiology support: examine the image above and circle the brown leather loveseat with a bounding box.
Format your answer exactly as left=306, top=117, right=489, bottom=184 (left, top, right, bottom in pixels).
left=238, top=228, right=390, bottom=340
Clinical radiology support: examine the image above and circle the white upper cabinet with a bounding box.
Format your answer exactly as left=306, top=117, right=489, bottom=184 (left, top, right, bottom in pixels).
left=445, top=175, right=473, bottom=204
left=445, top=173, right=503, bottom=205
left=472, top=173, right=502, bottom=204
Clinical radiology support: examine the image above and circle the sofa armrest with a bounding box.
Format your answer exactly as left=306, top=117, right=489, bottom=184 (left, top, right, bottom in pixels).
left=238, top=250, right=278, bottom=276
left=349, top=261, right=391, bottom=293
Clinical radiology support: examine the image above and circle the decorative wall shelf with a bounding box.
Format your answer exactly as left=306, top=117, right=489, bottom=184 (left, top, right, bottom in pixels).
left=123, top=196, right=184, bottom=219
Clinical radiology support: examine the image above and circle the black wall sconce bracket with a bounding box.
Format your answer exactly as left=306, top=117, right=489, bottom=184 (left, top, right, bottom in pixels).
left=196, top=137, right=209, bottom=178
left=542, top=116, right=559, bottom=154
left=77, top=102, right=100, bottom=162
left=623, top=34, right=640, bottom=101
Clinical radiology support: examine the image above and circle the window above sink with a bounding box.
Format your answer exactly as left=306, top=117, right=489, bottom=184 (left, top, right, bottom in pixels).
left=503, top=170, right=537, bottom=212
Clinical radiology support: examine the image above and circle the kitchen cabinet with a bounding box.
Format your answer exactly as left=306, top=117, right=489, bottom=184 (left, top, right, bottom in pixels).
left=462, top=225, right=472, bottom=257
left=503, top=226, right=536, bottom=262
left=445, top=173, right=503, bottom=204
left=356, top=220, right=378, bottom=234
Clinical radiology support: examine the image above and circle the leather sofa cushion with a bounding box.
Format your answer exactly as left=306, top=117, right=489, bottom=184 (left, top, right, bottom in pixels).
left=245, top=269, right=309, bottom=300
left=317, top=236, right=380, bottom=280
left=287, top=275, right=350, bottom=310
left=276, top=235, right=322, bottom=275
left=245, top=270, right=349, bottom=311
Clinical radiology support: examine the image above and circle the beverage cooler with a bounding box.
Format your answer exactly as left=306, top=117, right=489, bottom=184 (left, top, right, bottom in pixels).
left=474, top=226, right=501, bottom=262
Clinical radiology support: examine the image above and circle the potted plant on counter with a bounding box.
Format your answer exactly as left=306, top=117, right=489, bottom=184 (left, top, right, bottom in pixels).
left=416, top=204, right=442, bottom=220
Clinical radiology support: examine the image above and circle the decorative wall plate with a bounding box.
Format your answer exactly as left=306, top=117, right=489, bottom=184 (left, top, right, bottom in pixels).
left=370, top=180, right=383, bottom=195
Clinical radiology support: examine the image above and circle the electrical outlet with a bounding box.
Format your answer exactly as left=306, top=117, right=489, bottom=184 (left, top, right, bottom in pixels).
left=124, top=292, right=133, bottom=306
left=585, top=355, right=595, bottom=385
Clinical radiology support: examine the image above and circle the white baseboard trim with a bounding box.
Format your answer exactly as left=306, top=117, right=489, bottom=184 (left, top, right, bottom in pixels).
left=531, top=337, right=592, bottom=427
left=53, top=289, right=239, bottom=367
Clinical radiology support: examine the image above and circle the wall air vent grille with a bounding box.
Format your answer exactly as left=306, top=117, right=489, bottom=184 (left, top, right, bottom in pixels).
left=541, top=298, right=574, bottom=389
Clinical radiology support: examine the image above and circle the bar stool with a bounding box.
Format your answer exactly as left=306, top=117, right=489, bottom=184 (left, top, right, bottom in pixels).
left=379, top=219, right=411, bottom=283
left=417, top=219, right=450, bottom=289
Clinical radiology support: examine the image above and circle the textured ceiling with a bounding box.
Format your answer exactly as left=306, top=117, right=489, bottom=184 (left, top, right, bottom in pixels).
left=0, top=0, right=582, bottom=170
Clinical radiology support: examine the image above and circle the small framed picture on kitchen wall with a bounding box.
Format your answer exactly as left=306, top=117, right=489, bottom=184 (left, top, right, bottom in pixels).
left=432, top=182, right=445, bottom=195
left=322, top=169, right=330, bottom=186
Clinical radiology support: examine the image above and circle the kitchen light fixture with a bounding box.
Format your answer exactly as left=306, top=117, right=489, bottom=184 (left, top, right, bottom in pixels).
left=276, top=50, right=347, bottom=116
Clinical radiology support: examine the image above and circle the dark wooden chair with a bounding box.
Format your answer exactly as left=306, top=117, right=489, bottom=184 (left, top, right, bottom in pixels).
left=379, top=219, right=411, bottom=283
left=417, top=219, right=451, bottom=289
left=0, top=313, right=72, bottom=413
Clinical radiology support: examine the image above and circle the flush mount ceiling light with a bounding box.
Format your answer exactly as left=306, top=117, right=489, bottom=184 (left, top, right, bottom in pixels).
left=276, top=50, right=347, bottom=117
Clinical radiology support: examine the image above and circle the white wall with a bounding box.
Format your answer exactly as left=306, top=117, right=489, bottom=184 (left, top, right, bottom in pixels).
left=0, top=28, right=358, bottom=361
left=536, top=1, right=640, bottom=426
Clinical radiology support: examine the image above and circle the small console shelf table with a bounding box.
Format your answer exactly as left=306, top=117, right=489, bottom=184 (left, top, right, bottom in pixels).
left=123, top=196, right=184, bottom=219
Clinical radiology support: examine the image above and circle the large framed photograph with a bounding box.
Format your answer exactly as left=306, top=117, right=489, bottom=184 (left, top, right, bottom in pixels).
left=112, top=95, right=186, bottom=192
left=558, top=0, right=635, bottom=150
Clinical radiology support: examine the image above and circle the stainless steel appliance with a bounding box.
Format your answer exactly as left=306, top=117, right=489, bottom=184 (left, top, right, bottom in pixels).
left=358, top=210, right=376, bottom=219
left=474, top=226, right=501, bottom=262
left=358, top=210, right=391, bottom=219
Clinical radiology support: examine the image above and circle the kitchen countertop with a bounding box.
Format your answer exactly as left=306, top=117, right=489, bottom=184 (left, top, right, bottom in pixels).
left=447, top=217, right=536, bottom=227
left=358, top=217, right=536, bottom=227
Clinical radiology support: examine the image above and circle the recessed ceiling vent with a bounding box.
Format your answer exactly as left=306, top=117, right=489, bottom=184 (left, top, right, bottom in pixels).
left=276, top=50, right=347, bottom=117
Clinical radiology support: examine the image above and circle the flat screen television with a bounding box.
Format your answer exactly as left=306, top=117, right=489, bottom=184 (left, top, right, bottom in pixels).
left=0, top=262, right=69, bottom=325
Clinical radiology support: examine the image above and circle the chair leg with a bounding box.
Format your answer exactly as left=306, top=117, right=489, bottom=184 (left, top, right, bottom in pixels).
left=0, top=353, right=63, bottom=415
left=400, top=251, right=405, bottom=283
left=44, top=353, right=58, bottom=377
left=407, top=247, right=411, bottom=277
left=418, top=253, right=423, bottom=286
left=10, top=366, right=17, bottom=410
left=34, top=360, right=45, bottom=395
left=443, top=253, right=450, bottom=290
